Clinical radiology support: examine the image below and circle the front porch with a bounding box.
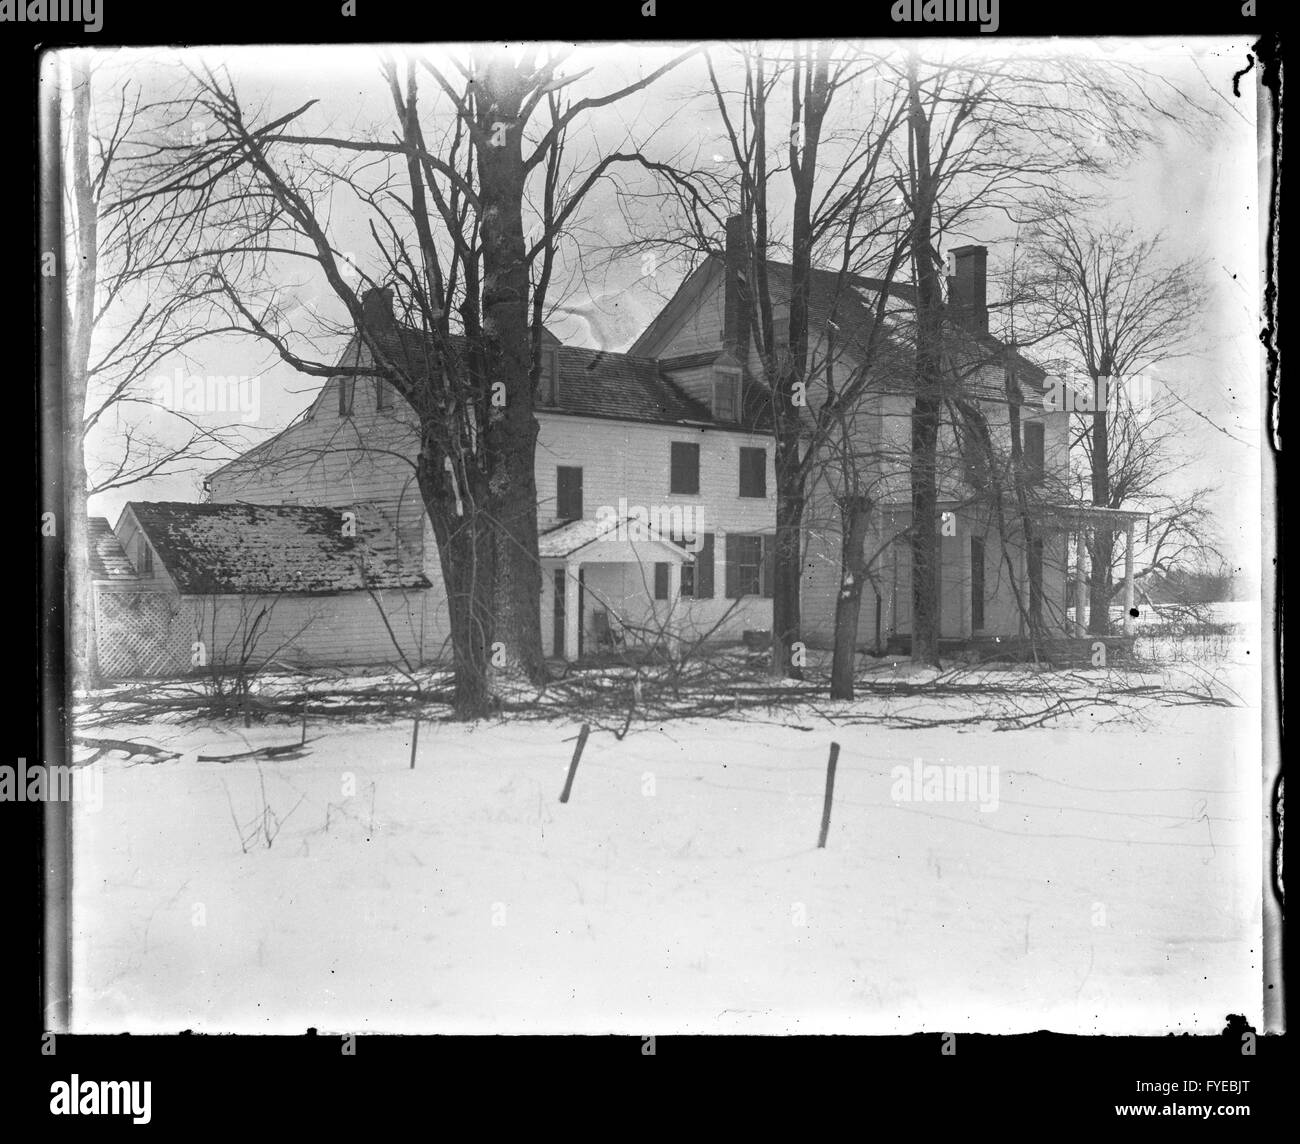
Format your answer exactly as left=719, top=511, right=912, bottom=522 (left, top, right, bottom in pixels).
left=538, top=516, right=693, bottom=661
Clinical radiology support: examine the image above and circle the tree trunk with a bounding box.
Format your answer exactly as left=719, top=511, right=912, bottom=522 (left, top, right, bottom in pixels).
left=1087, top=382, right=1113, bottom=634
left=907, top=59, right=942, bottom=667
left=830, top=494, right=872, bottom=700
left=476, top=57, right=548, bottom=685
left=417, top=443, right=494, bottom=718
left=64, top=59, right=98, bottom=691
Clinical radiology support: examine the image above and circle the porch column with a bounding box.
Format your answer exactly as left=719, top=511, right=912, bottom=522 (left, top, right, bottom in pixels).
left=1122, top=522, right=1136, bottom=636
left=665, top=561, right=682, bottom=653
left=564, top=560, right=581, bottom=661
left=1074, top=529, right=1088, bottom=637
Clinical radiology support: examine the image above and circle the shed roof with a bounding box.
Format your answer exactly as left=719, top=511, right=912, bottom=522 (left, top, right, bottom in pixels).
left=123, top=501, right=431, bottom=595
left=88, top=516, right=139, bottom=581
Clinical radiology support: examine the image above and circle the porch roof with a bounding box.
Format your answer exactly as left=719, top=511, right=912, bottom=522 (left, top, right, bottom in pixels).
left=538, top=516, right=692, bottom=564
left=1029, top=504, right=1150, bottom=531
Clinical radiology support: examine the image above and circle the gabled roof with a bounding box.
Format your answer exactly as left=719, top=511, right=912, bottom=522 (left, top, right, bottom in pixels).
left=336, top=319, right=758, bottom=430
left=122, top=501, right=430, bottom=595
left=630, top=253, right=1045, bottom=391
left=88, top=516, right=138, bottom=580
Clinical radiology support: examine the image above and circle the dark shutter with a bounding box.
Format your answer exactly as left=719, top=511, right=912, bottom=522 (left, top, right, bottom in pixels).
left=761, top=536, right=775, bottom=598
left=556, top=467, right=583, bottom=520
left=374, top=378, right=388, bottom=411
left=670, top=442, right=700, bottom=494
left=338, top=377, right=353, bottom=417
left=696, top=533, right=715, bottom=599
left=654, top=563, right=669, bottom=600
left=739, top=447, right=766, bottom=498
left=1024, top=421, right=1045, bottom=483
left=971, top=536, right=985, bottom=631
left=724, top=534, right=739, bottom=598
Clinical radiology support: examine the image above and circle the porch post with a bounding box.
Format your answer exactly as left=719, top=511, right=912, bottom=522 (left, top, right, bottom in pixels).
left=1074, top=529, right=1088, bottom=638
left=1122, top=522, right=1136, bottom=636
left=564, top=561, right=581, bottom=661
left=666, top=561, right=682, bottom=653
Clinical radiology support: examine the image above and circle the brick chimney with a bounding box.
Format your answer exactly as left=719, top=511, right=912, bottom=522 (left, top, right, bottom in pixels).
left=722, top=215, right=751, bottom=363
left=360, top=286, right=396, bottom=332
left=946, top=245, right=988, bottom=333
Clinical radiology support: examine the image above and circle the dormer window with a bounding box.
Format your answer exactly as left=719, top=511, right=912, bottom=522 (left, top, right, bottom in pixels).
left=136, top=536, right=153, bottom=574
left=713, top=365, right=740, bottom=422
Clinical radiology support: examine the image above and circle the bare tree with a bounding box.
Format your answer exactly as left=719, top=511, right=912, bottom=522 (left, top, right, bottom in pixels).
left=1022, top=213, right=1209, bottom=632
left=887, top=45, right=1212, bottom=663
left=62, top=57, right=250, bottom=689
left=122, top=47, right=694, bottom=716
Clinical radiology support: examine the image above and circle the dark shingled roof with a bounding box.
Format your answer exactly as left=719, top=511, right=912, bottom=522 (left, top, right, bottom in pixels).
left=549, top=346, right=714, bottom=425
left=354, top=305, right=763, bottom=431
left=88, top=516, right=138, bottom=580
left=125, top=502, right=430, bottom=595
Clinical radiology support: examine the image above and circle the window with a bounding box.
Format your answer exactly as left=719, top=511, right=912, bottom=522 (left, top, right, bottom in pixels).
left=136, top=537, right=152, bottom=574
left=725, top=533, right=772, bottom=599
left=654, top=563, right=670, bottom=600
left=665, top=533, right=717, bottom=598
left=670, top=442, right=700, bottom=494
left=713, top=369, right=739, bottom=422
left=971, top=536, right=985, bottom=631
left=1023, top=420, right=1045, bottom=483
left=739, top=447, right=767, bottom=498
left=556, top=466, right=583, bottom=520
left=338, top=377, right=354, bottom=417
left=374, top=378, right=390, bottom=411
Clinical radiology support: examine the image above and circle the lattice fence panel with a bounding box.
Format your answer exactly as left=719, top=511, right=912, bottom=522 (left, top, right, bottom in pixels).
left=94, top=587, right=193, bottom=678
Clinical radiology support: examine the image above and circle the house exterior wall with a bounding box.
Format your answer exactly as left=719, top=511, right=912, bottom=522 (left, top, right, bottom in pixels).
left=536, top=411, right=777, bottom=651
left=188, top=587, right=436, bottom=670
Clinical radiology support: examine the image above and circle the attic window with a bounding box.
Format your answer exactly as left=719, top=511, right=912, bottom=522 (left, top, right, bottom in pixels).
left=338, top=377, right=354, bottom=417
left=374, top=378, right=390, bottom=411
left=713, top=367, right=740, bottom=422
left=136, top=537, right=153, bottom=574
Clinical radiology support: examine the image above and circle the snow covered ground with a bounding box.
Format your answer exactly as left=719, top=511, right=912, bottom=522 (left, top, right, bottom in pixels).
left=69, top=639, right=1266, bottom=1035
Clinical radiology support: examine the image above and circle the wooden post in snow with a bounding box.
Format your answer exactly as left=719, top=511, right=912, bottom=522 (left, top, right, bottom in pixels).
left=409, top=715, right=420, bottom=770
left=817, top=742, right=841, bottom=849
left=559, top=724, right=590, bottom=804
left=300, top=695, right=308, bottom=746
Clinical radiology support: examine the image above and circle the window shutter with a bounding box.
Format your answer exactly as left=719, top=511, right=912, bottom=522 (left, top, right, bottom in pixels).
left=696, top=533, right=715, bottom=599
left=1024, top=421, right=1045, bottom=482
left=740, top=447, right=766, bottom=498
left=761, top=536, right=775, bottom=598
left=556, top=467, right=583, bottom=520
left=654, top=563, right=669, bottom=600
left=338, top=377, right=354, bottom=417
left=670, top=442, right=699, bottom=494
left=724, top=534, right=739, bottom=598
left=374, top=378, right=388, bottom=411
